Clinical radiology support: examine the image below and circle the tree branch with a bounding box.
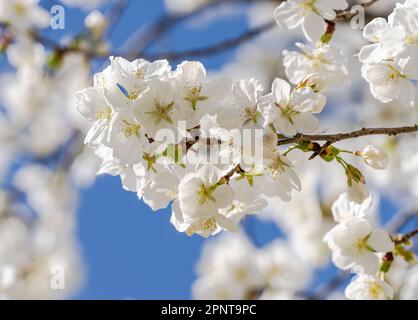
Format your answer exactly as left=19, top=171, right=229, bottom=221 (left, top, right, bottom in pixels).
left=393, top=228, right=418, bottom=245
left=306, top=270, right=350, bottom=300
left=336, top=0, right=381, bottom=20
left=142, top=21, right=275, bottom=61
left=124, top=0, right=279, bottom=56
left=277, top=125, right=418, bottom=146
left=104, top=0, right=132, bottom=38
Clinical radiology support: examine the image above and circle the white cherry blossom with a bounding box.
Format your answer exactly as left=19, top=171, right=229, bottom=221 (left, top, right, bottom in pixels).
left=274, top=0, right=349, bottom=42
left=260, top=78, right=326, bottom=137
left=172, top=165, right=236, bottom=237
left=76, top=87, right=112, bottom=147
left=133, top=78, right=186, bottom=142
left=356, top=145, right=389, bottom=170
left=345, top=274, right=394, bottom=300
left=324, top=218, right=394, bottom=274
left=173, top=61, right=232, bottom=128
left=103, top=57, right=171, bottom=110
left=217, top=78, right=265, bottom=130
left=385, top=2, right=418, bottom=76
left=142, top=166, right=184, bottom=211
left=331, top=192, right=372, bottom=223
left=361, top=62, right=417, bottom=108
left=283, top=43, right=349, bottom=89
left=358, top=17, right=390, bottom=63
left=106, top=109, right=150, bottom=165
left=250, top=152, right=302, bottom=201
left=0, top=0, right=50, bottom=30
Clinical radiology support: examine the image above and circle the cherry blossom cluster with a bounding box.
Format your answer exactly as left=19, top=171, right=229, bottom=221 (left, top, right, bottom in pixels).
left=77, top=54, right=398, bottom=238
left=77, top=57, right=322, bottom=237
left=76, top=0, right=418, bottom=240
left=360, top=0, right=418, bottom=107
left=323, top=193, right=395, bottom=300
left=274, top=1, right=350, bottom=91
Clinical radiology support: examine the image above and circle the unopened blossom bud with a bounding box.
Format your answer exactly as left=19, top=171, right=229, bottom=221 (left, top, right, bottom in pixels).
left=347, top=179, right=369, bottom=204
left=85, top=10, right=107, bottom=38
left=346, top=164, right=369, bottom=203
left=356, top=145, right=389, bottom=170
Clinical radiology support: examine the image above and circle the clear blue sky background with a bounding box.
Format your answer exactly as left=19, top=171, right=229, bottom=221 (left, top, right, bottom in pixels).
left=37, top=0, right=416, bottom=300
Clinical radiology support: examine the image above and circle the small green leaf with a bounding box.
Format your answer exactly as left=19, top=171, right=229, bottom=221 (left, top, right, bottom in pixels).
left=47, top=51, right=64, bottom=70
left=380, top=260, right=392, bottom=273
left=321, top=33, right=332, bottom=44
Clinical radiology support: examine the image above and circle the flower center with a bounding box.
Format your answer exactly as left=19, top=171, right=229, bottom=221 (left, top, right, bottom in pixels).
left=128, top=89, right=141, bottom=100
left=122, top=120, right=141, bottom=138
left=300, top=0, right=317, bottom=12
left=311, top=57, right=324, bottom=70
left=355, top=238, right=368, bottom=251
left=197, top=183, right=217, bottom=205
left=134, top=67, right=144, bottom=79
left=199, top=217, right=217, bottom=232
left=368, top=282, right=383, bottom=299
left=275, top=103, right=298, bottom=123
left=371, top=36, right=380, bottom=43
left=184, top=86, right=208, bottom=110
left=266, top=265, right=280, bottom=281
left=143, top=153, right=157, bottom=172
left=406, top=34, right=418, bottom=45
left=145, top=101, right=175, bottom=125
left=96, top=108, right=112, bottom=122
left=384, top=70, right=402, bottom=83
left=186, top=217, right=217, bottom=236
left=14, top=3, right=27, bottom=15
left=306, top=53, right=328, bottom=70
left=235, top=267, right=249, bottom=281
left=243, top=106, right=261, bottom=125
left=267, top=157, right=288, bottom=179
left=354, top=235, right=375, bottom=253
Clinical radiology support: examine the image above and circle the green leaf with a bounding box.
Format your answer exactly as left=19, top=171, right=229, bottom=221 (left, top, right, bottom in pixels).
left=380, top=260, right=392, bottom=273
left=321, top=33, right=332, bottom=44
left=47, top=51, right=63, bottom=70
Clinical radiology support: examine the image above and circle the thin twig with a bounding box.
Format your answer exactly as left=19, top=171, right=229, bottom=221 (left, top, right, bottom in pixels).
left=336, top=0, right=381, bottom=20
left=104, top=0, right=131, bottom=38
left=393, top=228, right=418, bottom=245
left=306, top=270, right=350, bottom=300
left=386, top=204, right=418, bottom=233
left=125, top=0, right=279, bottom=55
left=277, top=125, right=418, bottom=146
